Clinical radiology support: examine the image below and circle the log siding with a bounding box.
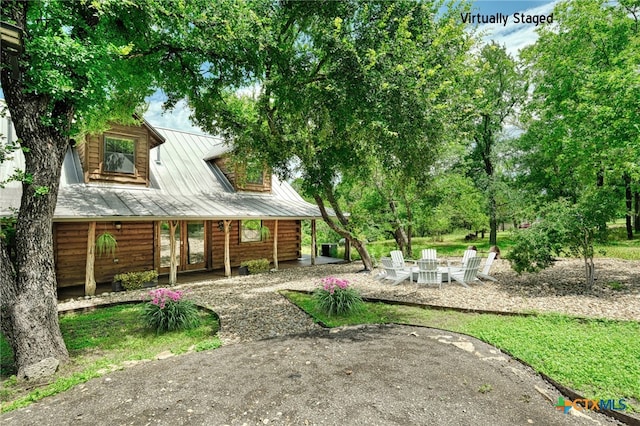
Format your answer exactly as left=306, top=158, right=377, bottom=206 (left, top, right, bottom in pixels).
left=54, top=219, right=302, bottom=288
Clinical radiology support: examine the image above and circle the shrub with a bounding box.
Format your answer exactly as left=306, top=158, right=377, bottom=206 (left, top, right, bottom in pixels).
left=313, top=276, right=363, bottom=316
left=114, top=270, right=158, bottom=291
left=240, top=258, right=270, bottom=274
left=143, top=288, right=200, bottom=334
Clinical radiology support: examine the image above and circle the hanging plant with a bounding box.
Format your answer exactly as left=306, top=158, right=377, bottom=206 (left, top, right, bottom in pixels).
left=260, top=225, right=271, bottom=240
left=96, top=232, right=118, bottom=258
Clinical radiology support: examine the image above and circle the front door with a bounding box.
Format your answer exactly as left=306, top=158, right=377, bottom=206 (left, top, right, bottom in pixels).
left=184, top=221, right=206, bottom=270
left=158, top=220, right=208, bottom=273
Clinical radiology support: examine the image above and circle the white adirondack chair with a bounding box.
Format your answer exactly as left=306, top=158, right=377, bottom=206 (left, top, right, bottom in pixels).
left=390, top=250, right=408, bottom=268
left=375, top=257, right=391, bottom=280
left=420, top=248, right=437, bottom=260
left=416, top=259, right=446, bottom=289
left=450, top=256, right=482, bottom=288
left=478, top=251, right=497, bottom=282
left=380, top=257, right=412, bottom=285
left=461, top=249, right=477, bottom=267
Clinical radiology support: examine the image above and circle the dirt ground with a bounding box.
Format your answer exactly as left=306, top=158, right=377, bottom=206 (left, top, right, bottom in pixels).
left=0, top=324, right=623, bottom=426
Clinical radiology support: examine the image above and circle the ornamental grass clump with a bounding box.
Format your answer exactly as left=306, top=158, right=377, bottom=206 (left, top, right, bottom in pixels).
left=143, top=288, right=200, bottom=334
left=313, top=276, right=363, bottom=316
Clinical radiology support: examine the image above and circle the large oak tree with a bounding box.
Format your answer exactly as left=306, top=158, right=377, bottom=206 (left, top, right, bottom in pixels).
left=184, top=0, right=473, bottom=268
left=0, top=0, right=254, bottom=379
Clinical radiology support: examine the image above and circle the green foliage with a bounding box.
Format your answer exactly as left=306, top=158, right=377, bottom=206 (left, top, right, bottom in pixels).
left=95, top=232, right=117, bottom=258
left=113, top=270, right=158, bottom=291
left=508, top=191, right=618, bottom=286
left=506, top=227, right=556, bottom=274
left=240, top=258, right=270, bottom=274
left=185, top=0, right=475, bottom=269
left=143, top=289, right=202, bottom=335
left=464, top=41, right=528, bottom=245
left=519, top=0, right=640, bottom=213
left=477, top=384, right=493, bottom=394
left=312, top=277, right=363, bottom=317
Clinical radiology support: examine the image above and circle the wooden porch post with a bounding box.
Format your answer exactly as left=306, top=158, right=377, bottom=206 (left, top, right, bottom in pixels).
left=85, top=221, right=96, bottom=296
left=169, top=220, right=178, bottom=285
left=311, top=219, right=316, bottom=266
left=273, top=220, right=279, bottom=270
left=224, top=219, right=231, bottom=277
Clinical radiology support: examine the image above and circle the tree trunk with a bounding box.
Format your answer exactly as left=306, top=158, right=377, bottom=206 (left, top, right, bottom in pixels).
left=479, top=115, right=498, bottom=246
left=405, top=202, right=413, bottom=257
left=584, top=255, right=595, bottom=291
left=1, top=61, right=72, bottom=378
left=624, top=173, right=633, bottom=240
left=393, top=228, right=407, bottom=254
left=343, top=238, right=351, bottom=261
left=489, top=204, right=498, bottom=246
left=634, top=190, right=640, bottom=233
left=313, top=192, right=373, bottom=271
left=389, top=200, right=409, bottom=256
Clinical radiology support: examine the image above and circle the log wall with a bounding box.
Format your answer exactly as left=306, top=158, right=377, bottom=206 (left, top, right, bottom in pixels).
left=54, top=219, right=301, bottom=287
left=211, top=220, right=301, bottom=269
left=54, top=221, right=155, bottom=287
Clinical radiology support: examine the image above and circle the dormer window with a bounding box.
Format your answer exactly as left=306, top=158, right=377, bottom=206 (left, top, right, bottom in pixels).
left=104, top=136, right=135, bottom=174
left=245, top=159, right=264, bottom=185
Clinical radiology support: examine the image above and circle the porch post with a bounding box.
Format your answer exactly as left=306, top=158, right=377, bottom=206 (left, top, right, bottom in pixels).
left=311, top=219, right=316, bottom=266
left=273, top=219, right=279, bottom=270
left=85, top=221, right=96, bottom=296
left=224, top=219, right=231, bottom=277
left=169, top=220, right=178, bottom=285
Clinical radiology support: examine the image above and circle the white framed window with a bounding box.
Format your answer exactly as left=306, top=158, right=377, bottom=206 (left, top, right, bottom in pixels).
left=245, top=159, right=264, bottom=185
left=240, top=219, right=263, bottom=243
left=104, top=136, right=135, bottom=174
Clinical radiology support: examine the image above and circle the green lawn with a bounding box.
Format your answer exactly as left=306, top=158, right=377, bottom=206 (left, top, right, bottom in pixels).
left=0, top=303, right=221, bottom=413
left=305, top=226, right=640, bottom=262
left=283, top=291, right=640, bottom=411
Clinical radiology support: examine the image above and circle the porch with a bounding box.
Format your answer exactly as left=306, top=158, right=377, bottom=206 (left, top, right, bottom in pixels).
left=57, top=254, right=345, bottom=301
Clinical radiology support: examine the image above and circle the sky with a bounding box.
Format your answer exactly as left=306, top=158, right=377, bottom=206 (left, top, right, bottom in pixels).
left=472, top=0, right=558, bottom=56
left=1, top=1, right=557, bottom=133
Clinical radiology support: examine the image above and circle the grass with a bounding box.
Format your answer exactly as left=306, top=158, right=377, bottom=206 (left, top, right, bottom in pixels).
left=283, top=290, right=640, bottom=411
left=304, top=226, right=640, bottom=262
left=0, top=303, right=221, bottom=413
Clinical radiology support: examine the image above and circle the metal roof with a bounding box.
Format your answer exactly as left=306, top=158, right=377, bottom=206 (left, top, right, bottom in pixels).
left=0, top=122, right=324, bottom=220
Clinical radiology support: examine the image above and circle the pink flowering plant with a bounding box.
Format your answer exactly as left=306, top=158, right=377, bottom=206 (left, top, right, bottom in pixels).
left=143, top=288, right=200, bottom=334
left=313, top=276, right=363, bottom=316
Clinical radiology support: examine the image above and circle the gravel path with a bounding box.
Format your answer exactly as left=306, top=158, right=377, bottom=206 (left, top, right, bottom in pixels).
left=59, top=257, right=640, bottom=344
left=14, top=258, right=635, bottom=425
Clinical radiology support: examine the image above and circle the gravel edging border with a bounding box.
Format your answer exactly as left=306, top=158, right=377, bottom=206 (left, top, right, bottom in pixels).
left=280, top=289, right=640, bottom=426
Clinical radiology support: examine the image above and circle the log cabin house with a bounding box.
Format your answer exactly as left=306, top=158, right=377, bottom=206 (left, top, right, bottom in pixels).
left=0, top=111, right=325, bottom=295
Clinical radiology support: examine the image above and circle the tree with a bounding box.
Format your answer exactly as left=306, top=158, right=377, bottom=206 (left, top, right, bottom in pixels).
left=466, top=42, right=527, bottom=246
left=519, top=0, right=640, bottom=237
left=508, top=191, right=617, bottom=289
left=185, top=1, right=473, bottom=269
left=0, top=0, right=254, bottom=379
